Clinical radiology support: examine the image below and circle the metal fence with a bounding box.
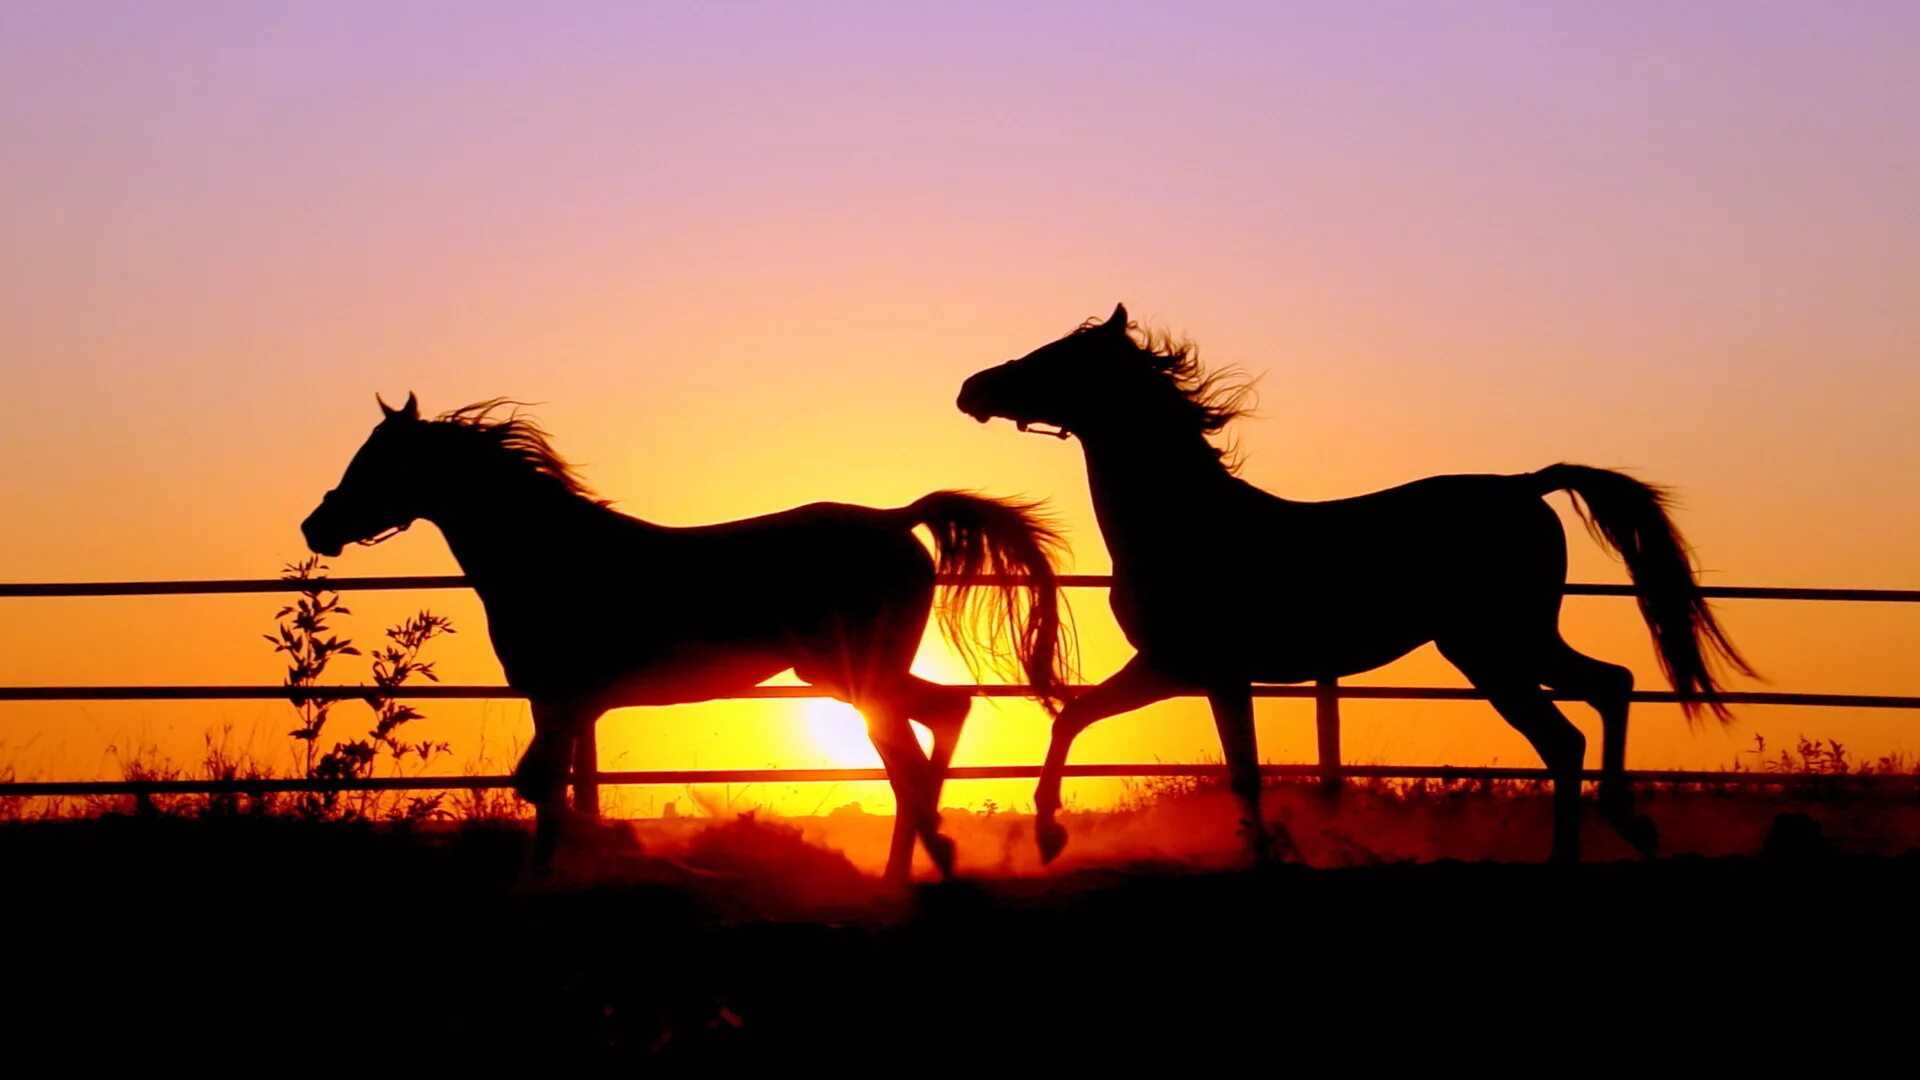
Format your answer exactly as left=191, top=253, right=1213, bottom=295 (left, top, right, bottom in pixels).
left=3, top=574, right=1916, bottom=798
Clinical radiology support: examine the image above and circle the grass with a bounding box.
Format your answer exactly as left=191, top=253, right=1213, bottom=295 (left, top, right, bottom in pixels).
left=17, top=741, right=1918, bottom=875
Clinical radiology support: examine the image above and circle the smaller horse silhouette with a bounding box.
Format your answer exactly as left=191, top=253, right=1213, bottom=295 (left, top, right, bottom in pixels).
left=958, top=305, right=1755, bottom=863
left=302, top=395, right=1072, bottom=880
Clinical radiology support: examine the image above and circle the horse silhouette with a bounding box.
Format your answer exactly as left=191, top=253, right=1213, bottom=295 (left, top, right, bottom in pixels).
left=958, top=304, right=1755, bottom=863
left=301, top=394, right=1072, bottom=880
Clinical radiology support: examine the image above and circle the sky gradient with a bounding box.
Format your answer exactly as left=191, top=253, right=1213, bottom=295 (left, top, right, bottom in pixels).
left=3, top=2, right=1917, bottom=813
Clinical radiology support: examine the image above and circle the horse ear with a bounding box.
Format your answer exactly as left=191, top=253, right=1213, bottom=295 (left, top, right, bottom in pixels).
left=378, top=392, right=420, bottom=421
left=1107, top=303, right=1129, bottom=332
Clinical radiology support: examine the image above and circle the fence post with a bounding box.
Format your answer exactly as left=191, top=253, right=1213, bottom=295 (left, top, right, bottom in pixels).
left=1315, top=677, right=1343, bottom=797
left=571, top=727, right=600, bottom=817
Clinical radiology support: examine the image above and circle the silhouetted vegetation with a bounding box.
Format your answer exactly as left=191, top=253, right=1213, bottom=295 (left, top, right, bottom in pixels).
left=264, top=556, right=455, bottom=819
left=14, top=737, right=1917, bottom=873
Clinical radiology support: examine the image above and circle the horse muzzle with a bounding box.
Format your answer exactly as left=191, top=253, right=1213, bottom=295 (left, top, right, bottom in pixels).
left=957, top=365, right=1023, bottom=424
left=303, top=529, right=345, bottom=559
left=956, top=377, right=995, bottom=423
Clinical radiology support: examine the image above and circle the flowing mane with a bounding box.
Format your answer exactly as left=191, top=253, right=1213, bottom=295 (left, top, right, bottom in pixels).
left=1073, top=316, right=1257, bottom=461
left=434, top=399, right=600, bottom=501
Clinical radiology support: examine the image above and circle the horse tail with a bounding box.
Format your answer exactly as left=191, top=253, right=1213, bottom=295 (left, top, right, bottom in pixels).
left=901, top=491, right=1076, bottom=716
left=1532, top=463, right=1756, bottom=722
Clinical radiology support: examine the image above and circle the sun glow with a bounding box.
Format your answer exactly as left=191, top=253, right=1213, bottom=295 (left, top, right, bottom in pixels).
left=802, top=698, right=934, bottom=766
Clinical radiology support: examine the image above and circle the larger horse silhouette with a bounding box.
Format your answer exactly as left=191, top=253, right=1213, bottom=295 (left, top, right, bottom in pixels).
left=959, top=305, right=1755, bottom=863
left=302, top=395, right=1072, bottom=880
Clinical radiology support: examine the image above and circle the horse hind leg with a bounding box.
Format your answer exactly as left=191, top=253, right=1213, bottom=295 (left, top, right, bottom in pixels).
left=901, top=680, right=972, bottom=875
left=868, top=742, right=926, bottom=882
left=1440, top=643, right=1588, bottom=863
left=1208, top=683, right=1285, bottom=862
left=799, top=648, right=957, bottom=883
left=906, top=677, right=971, bottom=798
left=815, top=669, right=953, bottom=883
left=867, top=696, right=956, bottom=882
left=1543, top=640, right=1654, bottom=856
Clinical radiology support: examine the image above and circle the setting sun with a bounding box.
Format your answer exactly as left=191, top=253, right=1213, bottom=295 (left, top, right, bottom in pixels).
left=803, top=699, right=934, bottom=766
left=804, top=699, right=878, bottom=766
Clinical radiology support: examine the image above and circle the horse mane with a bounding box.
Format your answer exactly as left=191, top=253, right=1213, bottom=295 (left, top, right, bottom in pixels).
left=1073, top=317, right=1256, bottom=464
left=432, top=399, right=602, bottom=502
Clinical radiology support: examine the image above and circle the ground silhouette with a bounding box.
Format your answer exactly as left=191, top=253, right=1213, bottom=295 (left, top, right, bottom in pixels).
left=4, top=814, right=1906, bottom=1078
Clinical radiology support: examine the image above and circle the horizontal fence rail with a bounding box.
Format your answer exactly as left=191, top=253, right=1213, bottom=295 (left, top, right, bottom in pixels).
left=7, top=764, right=1916, bottom=799
left=2, top=684, right=1918, bottom=710
left=3, top=573, right=1917, bottom=799
left=2, top=574, right=1919, bottom=603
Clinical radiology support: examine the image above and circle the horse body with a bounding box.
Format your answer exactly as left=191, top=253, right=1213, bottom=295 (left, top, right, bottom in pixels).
left=961, top=304, right=1753, bottom=864
left=442, top=496, right=936, bottom=705
left=303, top=396, right=1070, bottom=881
left=1100, top=465, right=1569, bottom=685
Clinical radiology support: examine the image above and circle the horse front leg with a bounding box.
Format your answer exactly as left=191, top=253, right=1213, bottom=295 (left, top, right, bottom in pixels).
left=1035, top=656, right=1182, bottom=864
left=514, top=702, right=585, bottom=872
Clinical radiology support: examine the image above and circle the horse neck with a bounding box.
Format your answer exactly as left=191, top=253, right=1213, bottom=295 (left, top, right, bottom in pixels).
left=1077, top=424, right=1255, bottom=559
left=424, top=477, right=635, bottom=585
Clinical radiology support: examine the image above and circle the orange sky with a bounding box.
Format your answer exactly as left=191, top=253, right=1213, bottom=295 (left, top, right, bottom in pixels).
left=2, top=4, right=1917, bottom=815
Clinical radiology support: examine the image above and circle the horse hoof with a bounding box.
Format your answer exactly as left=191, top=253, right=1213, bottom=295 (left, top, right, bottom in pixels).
left=1255, top=823, right=1301, bottom=864
left=1600, top=794, right=1658, bottom=857
left=925, top=833, right=957, bottom=878
left=1238, top=818, right=1280, bottom=860
left=1036, top=819, right=1069, bottom=864
left=1618, top=814, right=1659, bottom=858
left=1548, top=839, right=1583, bottom=866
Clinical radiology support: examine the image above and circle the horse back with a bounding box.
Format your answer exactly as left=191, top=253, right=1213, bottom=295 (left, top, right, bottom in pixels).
left=480, top=500, right=935, bottom=697
left=1112, top=471, right=1568, bottom=681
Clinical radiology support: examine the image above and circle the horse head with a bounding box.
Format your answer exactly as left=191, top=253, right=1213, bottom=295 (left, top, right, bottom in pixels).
left=301, top=392, right=427, bottom=556
left=957, top=303, right=1135, bottom=439
left=960, top=303, right=1251, bottom=456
